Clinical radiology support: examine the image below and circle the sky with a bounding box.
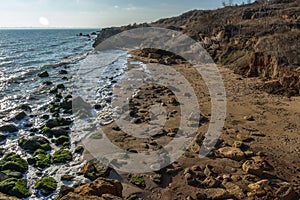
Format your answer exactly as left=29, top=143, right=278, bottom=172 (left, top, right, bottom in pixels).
left=0, top=0, right=248, bottom=28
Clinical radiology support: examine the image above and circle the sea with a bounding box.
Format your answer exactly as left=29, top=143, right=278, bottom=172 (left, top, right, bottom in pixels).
left=0, top=29, right=133, bottom=199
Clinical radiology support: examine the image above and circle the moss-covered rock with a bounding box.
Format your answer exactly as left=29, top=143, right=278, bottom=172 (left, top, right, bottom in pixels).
left=53, top=135, right=69, bottom=146
left=1, top=170, right=23, bottom=179
left=33, top=149, right=47, bottom=156
left=35, top=154, right=52, bottom=169
left=128, top=174, right=146, bottom=188
left=40, top=126, right=52, bottom=137
left=40, top=126, right=69, bottom=138
left=45, top=118, right=72, bottom=129
left=49, top=102, right=61, bottom=114
left=35, top=177, right=57, bottom=196
left=52, top=149, right=72, bottom=164
left=18, top=136, right=51, bottom=154
left=0, top=153, right=28, bottom=173
left=28, top=150, right=52, bottom=169
left=0, top=178, right=29, bottom=198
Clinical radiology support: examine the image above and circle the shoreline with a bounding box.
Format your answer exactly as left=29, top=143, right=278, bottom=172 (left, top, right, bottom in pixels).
left=0, top=0, right=299, bottom=199
left=71, top=51, right=300, bottom=199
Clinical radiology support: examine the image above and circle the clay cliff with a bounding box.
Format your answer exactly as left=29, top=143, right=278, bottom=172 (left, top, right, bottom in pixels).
left=93, top=0, right=300, bottom=96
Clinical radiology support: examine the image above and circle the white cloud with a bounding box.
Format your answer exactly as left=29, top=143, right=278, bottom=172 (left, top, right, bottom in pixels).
left=114, top=5, right=119, bottom=9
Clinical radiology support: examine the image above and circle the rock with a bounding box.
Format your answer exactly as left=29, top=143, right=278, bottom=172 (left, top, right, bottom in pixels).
left=275, top=182, right=298, bottom=200
left=53, top=135, right=69, bottom=146
left=201, top=176, right=221, bottom=188
left=0, top=134, right=7, bottom=144
left=74, top=145, right=84, bottom=154
left=18, top=104, right=32, bottom=112
left=52, top=148, right=72, bottom=164
left=1, top=170, right=23, bottom=179
left=0, top=178, right=29, bottom=198
left=45, top=118, right=72, bottom=128
left=247, top=180, right=269, bottom=197
left=0, top=192, right=20, bottom=200
left=244, top=115, right=255, bottom=121
left=35, top=177, right=57, bottom=196
left=78, top=159, right=111, bottom=181
left=38, top=71, right=49, bottom=78
left=0, top=153, right=28, bottom=173
left=41, top=126, right=69, bottom=138
left=13, top=111, right=27, bottom=121
left=61, top=99, right=72, bottom=110
left=94, top=104, right=102, bottom=109
left=57, top=84, right=65, bottom=89
left=150, top=174, right=162, bottom=184
left=128, top=174, right=146, bottom=188
left=248, top=179, right=269, bottom=190
left=223, top=182, right=245, bottom=199
left=61, top=175, right=75, bottom=181
left=204, top=188, right=232, bottom=200
left=59, top=70, right=68, bottom=75
left=31, top=152, right=52, bottom=169
left=0, top=124, right=18, bottom=133
left=18, top=136, right=51, bottom=153
left=60, top=177, right=123, bottom=200
left=204, top=165, right=214, bottom=177
left=231, top=175, right=242, bottom=182
left=196, top=192, right=207, bottom=199
left=242, top=160, right=264, bottom=176
left=59, top=185, right=74, bottom=197
left=42, top=81, right=52, bottom=85
left=0, top=172, right=9, bottom=182
left=232, top=141, right=243, bottom=148
left=217, top=147, right=245, bottom=161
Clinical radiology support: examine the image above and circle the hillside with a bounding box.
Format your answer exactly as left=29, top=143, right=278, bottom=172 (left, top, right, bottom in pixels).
left=94, top=0, right=300, bottom=96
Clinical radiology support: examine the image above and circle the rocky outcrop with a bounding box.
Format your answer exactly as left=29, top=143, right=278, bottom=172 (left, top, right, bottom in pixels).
left=59, top=177, right=123, bottom=200
left=93, top=0, right=300, bottom=96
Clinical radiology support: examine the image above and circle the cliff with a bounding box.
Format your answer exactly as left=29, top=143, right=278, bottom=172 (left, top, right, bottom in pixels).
left=93, top=0, right=300, bottom=96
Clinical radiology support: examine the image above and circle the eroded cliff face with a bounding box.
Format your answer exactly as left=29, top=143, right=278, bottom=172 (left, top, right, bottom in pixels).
left=93, top=0, right=300, bottom=96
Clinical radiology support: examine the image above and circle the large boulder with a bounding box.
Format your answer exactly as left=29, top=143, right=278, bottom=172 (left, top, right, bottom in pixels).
left=60, top=177, right=123, bottom=200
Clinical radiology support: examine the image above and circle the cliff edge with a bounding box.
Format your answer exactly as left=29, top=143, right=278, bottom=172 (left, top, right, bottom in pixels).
left=93, top=0, right=300, bottom=96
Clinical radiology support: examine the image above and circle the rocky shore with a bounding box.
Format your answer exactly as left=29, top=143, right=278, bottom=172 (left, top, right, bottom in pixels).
left=0, top=0, right=299, bottom=199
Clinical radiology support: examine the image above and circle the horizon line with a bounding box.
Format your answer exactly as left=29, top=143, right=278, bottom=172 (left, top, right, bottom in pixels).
left=0, top=27, right=100, bottom=29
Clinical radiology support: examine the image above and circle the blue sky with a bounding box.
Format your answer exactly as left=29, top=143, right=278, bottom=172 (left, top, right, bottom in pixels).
left=0, top=0, right=248, bottom=28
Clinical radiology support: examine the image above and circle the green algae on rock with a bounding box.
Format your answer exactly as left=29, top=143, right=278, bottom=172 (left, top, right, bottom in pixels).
left=0, top=178, right=29, bottom=198
left=0, top=153, right=28, bottom=173
left=35, top=177, right=57, bottom=196
left=53, top=148, right=72, bottom=164
left=128, top=174, right=146, bottom=188
left=18, top=136, right=51, bottom=154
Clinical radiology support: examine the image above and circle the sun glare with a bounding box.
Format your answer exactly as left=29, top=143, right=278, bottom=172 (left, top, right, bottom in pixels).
left=39, top=17, right=49, bottom=26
